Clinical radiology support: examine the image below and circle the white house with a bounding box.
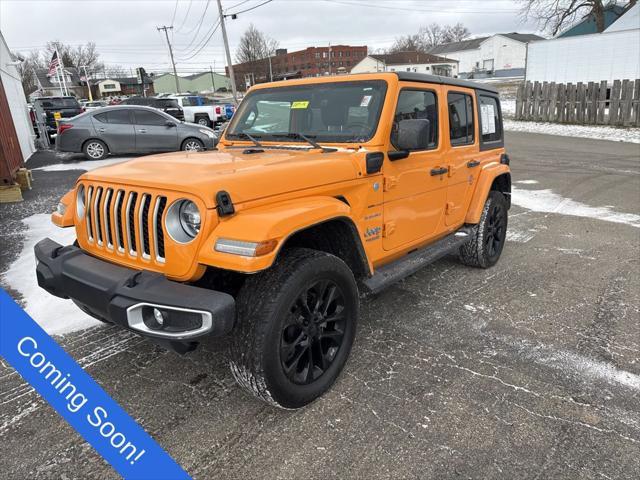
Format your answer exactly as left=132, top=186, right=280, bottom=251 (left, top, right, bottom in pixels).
left=351, top=52, right=458, bottom=77
left=0, top=30, right=35, bottom=164
left=525, top=3, right=640, bottom=83
left=428, top=33, right=544, bottom=79
left=97, top=79, right=122, bottom=96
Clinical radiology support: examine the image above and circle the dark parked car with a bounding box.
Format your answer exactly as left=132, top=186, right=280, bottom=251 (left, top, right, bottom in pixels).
left=121, top=96, right=184, bottom=121
left=56, top=105, right=217, bottom=160
left=32, top=96, right=83, bottom=137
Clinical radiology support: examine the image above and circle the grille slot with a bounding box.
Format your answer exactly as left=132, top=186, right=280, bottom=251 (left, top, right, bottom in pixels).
left=114, top=190, right=125, bottom=252
left=126, top=192, right=138, bottom=255
left=86, top=186, right=94, bottom=241
left=139, top=194, right=151, bottom=259
left=82, top=184, right=169, bottom=264
left=153, top=196, right=167, bottom=262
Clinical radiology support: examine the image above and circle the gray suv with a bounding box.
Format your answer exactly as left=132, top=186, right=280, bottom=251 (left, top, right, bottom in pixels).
left=56, top=105, right=217, bottom=160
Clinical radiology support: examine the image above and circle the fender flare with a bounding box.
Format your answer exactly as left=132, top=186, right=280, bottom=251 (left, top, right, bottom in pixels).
left=197, top=196, right=366, bottom=273
left=465, top=163, right=511, bottom=224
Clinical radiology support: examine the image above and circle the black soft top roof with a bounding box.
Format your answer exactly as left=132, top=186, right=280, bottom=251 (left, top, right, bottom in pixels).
left=394, top=72, right=499, bottom=95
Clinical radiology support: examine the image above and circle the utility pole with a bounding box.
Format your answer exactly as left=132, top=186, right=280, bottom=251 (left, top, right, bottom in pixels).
left=210, top=65, right=216, bottom=93
left=81, top=65, right=93, bottom=101
left=157, top=25, right=181, bottom=94
left=216, top=0, right=238, bottom=103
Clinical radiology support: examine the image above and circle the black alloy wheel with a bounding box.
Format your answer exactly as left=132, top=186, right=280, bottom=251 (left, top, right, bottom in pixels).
left=280, top=280, right=347, bottom=385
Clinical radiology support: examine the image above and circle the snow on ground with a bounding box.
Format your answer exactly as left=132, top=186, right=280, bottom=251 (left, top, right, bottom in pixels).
left=34, top=156, right=130, bottom=172
left=2, top=214, right=100, bottom=335
left=511, top=185, right=640, bottom=228
left=501, top=99, right=516, bottom=118
left=504, top=120, right=640, bottom=144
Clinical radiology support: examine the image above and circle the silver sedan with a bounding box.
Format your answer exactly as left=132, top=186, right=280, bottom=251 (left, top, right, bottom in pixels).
left=56, top=105, right=217, bottom=160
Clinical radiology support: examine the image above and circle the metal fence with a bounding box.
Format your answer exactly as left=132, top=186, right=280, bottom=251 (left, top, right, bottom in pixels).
left=515, top=79, right=640, bottom=127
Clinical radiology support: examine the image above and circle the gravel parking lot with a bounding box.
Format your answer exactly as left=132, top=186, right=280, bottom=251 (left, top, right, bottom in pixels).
left=1, top=132, right=639, bottom=479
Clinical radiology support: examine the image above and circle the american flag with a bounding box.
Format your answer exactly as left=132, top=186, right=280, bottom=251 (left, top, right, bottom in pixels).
left=48, top=51, right=59, bottom=76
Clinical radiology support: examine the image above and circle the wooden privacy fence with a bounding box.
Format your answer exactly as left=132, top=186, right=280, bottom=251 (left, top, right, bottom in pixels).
left=515, top=79, right=640, bottom=127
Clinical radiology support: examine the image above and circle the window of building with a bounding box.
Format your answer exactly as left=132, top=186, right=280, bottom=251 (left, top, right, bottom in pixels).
left=391, top=89, right=438, bottom=150
left=322, top=52, right=328, bottom=58
left=315, top=52, right=321, bottom=58
left=479, top=95, right=502, bottom=145
left=448, top=92, right=474, bottom=146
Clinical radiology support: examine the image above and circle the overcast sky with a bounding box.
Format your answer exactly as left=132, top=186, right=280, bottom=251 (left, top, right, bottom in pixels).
left=1, top=0, right=541, bottom=76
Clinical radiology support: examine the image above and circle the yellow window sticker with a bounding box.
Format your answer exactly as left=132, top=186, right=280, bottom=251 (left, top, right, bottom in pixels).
left=291, top=101, right=309, bottom=109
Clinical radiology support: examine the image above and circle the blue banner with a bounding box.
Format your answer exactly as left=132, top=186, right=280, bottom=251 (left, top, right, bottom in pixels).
left=0, top=288, right=191, bottom=480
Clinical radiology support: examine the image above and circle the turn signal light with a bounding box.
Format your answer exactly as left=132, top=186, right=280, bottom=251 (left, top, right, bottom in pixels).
left=215, top=238, right=278, bottom=257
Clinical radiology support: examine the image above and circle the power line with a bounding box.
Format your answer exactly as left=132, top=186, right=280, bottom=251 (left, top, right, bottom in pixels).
left=176, top=0, right=194, bottom=32
left=225, top=0, right=274, bottom=16
left=179, top=19, right=221, bottom=61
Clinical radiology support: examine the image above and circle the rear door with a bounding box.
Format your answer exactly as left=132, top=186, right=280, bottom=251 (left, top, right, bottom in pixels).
left=443, top=89, right=479, bottom=227
left=92, top=109, right=136, bottom=153
left=382, top=84, right=448, bottom=251
left=132, top=109, right=178, bottom=152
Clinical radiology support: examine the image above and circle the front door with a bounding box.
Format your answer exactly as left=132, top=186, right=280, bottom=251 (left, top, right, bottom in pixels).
left=132, top=109, right=179, bottom=153
left=443, top=89, right=479, bottom=227
left=382, top=85, right=448, bottom=251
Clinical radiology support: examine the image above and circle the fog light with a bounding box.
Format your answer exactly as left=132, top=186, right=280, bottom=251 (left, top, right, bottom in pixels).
left=153, top=308, right=165, bottom=326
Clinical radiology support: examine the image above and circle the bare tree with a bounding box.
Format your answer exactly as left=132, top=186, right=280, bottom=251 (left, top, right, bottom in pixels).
left=443, top=23, right=471, bottom=43
left=517, top=0, right=629, bottom=35
left=11, top=51, right=43, bottom=95
left=235, top=24, right=278, bottom=64
left=389, top=22, right=471, bottom=53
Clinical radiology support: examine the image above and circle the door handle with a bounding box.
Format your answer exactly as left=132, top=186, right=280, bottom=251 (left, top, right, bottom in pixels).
left=467, top=160, right=480, bottom=168
left=430, top=167, right=448, bottom=176
left=97, top=128, right=106, bottom=133
left=138, top=129, right=147, bottom=134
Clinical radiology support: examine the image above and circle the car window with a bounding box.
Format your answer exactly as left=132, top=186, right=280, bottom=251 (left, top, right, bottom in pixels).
left=38, top=98, right=80, bottom=109
left=448, top=92, right=475, bottom=146
left=107, top=110, right=132, bottom=124
left=391, top=89, right=438, bottom=150
left=153, top=99, right=179, bottom=109
left=134, top=110, right=167, bottom=126
left=479, top=95, right=502, bottom=144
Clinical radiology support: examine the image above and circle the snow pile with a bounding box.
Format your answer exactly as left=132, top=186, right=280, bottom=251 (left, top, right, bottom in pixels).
left=2, top=214, right=101, bottom=335
left=504, top=119, right=640, bottom=143
left=34, top=157, right=130, bottom=172
left=501, top=99, right=516, bottom=118
left=512, top=186, right=640, bottom=228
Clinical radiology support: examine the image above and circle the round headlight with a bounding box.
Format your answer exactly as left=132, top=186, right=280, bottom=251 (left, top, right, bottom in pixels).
left=76, top=184, right=85, bottom=218
left=165, top=199, right=201, bottom=243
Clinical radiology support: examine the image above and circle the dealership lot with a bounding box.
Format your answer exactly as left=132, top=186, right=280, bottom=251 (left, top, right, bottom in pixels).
left=1, top=131, right=639, bottom=479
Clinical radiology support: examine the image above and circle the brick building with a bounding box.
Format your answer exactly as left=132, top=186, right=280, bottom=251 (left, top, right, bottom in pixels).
left=228, top=45, right=368, bottom=90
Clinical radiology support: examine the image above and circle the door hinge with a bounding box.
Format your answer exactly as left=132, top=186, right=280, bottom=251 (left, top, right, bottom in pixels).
left=383, top=221, right=396, bottom=237
left=383, top=176, right=398, bottom=191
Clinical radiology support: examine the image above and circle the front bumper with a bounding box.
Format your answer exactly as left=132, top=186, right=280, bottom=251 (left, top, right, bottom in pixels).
left=34, top=238, right=235, bottom=353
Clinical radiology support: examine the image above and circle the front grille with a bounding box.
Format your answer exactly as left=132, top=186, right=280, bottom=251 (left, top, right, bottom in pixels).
left=82, top=185, right=167, bottom=263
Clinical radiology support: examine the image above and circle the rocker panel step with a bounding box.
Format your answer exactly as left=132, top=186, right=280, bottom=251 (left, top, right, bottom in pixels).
left=362, top=227, right=473, bottom=295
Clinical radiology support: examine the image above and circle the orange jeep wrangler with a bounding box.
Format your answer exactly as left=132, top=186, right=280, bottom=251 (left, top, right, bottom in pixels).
left=35, top=73, right=510, bottom=408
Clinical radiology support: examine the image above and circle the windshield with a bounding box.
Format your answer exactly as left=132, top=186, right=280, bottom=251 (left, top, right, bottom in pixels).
left=226, top=80, right=387, bottom=143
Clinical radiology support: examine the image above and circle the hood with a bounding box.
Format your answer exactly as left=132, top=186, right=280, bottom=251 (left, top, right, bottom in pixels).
left=80, top=148, right=363, bottom=208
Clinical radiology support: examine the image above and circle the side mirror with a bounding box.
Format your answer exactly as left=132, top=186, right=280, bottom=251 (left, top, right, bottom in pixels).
left=389, top=119, right=431, bottom=160
left=165, top=121, right=176, bottom=128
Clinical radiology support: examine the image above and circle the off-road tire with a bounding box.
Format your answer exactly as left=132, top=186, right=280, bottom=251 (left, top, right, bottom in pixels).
left=229, top=248, right=359, bottom=409
left=83, top=139, right=108, bottom=160
left=459, top=191, right=508, bottom=268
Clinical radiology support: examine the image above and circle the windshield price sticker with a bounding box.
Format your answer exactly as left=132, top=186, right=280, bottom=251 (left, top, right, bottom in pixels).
left=291, top=101, right=310, bottom=109
left=360, top=95, right=372, bottom=107
left=481, top=104, right=496, bottom=135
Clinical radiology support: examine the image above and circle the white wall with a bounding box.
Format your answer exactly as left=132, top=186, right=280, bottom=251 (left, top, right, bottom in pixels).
left=437, top=35, right=529, bottom=75
left=526, top=28, right=640, bottom=83
left=0, top=32, right=35, bottom=162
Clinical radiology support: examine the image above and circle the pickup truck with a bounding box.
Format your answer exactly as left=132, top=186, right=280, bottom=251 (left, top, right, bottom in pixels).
left=32, top=96, right=84, bottom=138
left=170, top=95, right=225, bottom=128
left=36, top=72, right=510, bottom=409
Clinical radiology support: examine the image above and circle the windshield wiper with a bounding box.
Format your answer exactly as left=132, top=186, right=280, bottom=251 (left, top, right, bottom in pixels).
left=272, top=133, right=337, bottom=153
left=234, top=132, right=263, bottom=147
